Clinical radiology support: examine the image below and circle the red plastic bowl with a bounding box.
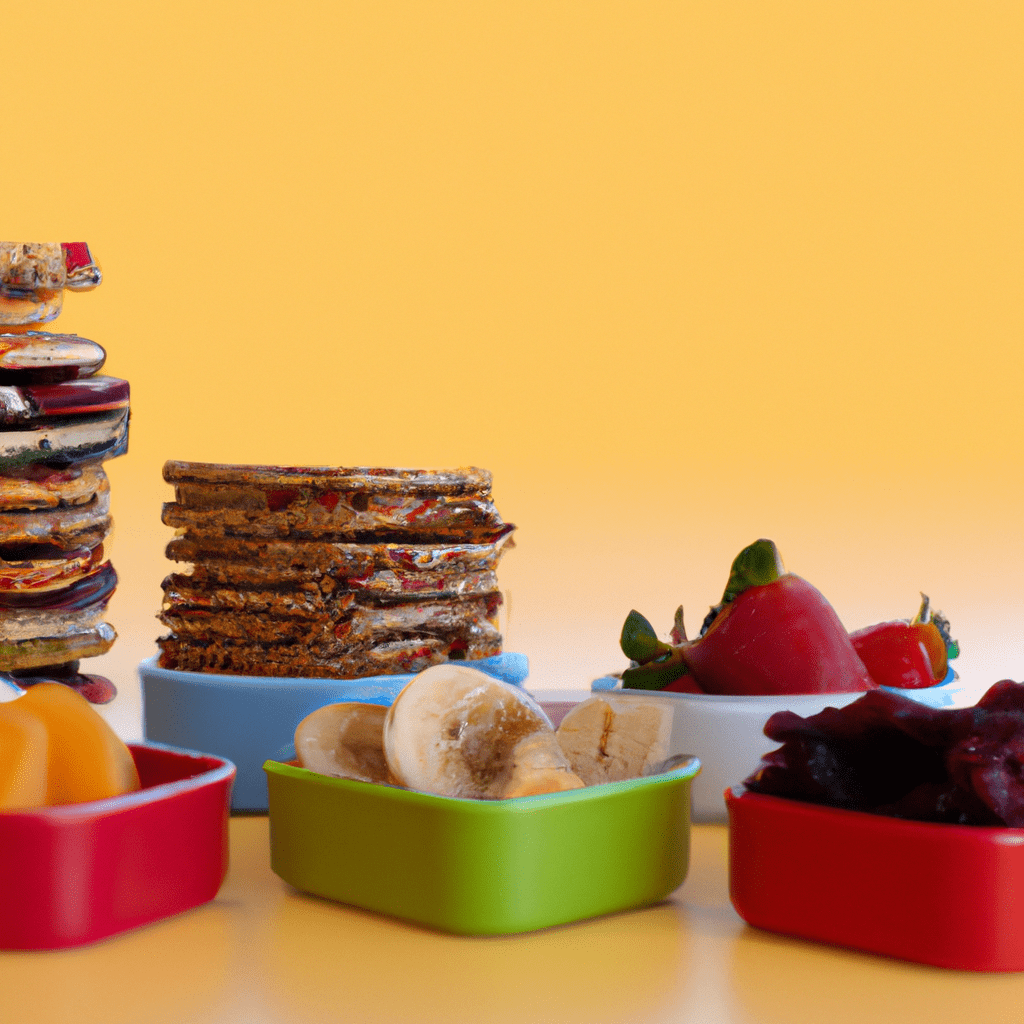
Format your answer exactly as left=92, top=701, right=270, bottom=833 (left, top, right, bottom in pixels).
left=727, top=787, right=1024, bottom=971
left=0, top=743, right=234, bottom=950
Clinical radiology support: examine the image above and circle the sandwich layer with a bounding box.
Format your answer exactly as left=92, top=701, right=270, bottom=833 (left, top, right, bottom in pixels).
left=0, top=562, right=117, bottom=609
left=160, top=588, right=501, bottom=645
left=0, top=486, right=110, bottom=547
left=0, top=406, right=129, bottom=468
left=0, top=377, right=128, bottom=424
left=0, top=462, right=107, bottom=511
left=164, top=533, right=511, bottom=583
left=157, top=633, right=501, bottom=679
left=162, top=463, right=508, bottom=542
left=0, top=543, right=105, bottom=593
left=0, top=620, right=116, bottom=671
left=163, top=461, right=495, bottom=497
left=0, top=332, right=106, bottom=382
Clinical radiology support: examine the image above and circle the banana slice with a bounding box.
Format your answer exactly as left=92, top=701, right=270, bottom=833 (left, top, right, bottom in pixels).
left=384, top=664, right=584, bottom=799
left=501, top=731, right=587, bottom=798
left=294, top=702, right=392, bottom=784
left=555, top=696, right=674, bottom=786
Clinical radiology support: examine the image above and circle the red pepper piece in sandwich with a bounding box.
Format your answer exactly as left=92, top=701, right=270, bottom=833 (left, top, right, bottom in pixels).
left=850, top=595, right=959, bottom=689
left=60, top=243, right=102, bottom=290
left=681, top=540, right=877, bottom=696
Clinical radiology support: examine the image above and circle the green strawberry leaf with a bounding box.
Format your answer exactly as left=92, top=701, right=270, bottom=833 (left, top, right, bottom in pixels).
left=722, top=539, right=785, bottom=604
left=620, top=610, right=671, bottom=664
left=621, top=654, right=691, bottom=690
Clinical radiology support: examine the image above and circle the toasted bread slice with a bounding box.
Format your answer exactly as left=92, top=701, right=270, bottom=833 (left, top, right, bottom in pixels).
left=161, top=462, right=510, bottom=543
left=163, top=461, right=494, bottom=497
left=164, top=532, right=512, bottom=579
left=160, top=589, right=500, bottom=645
left=156, top=632, right=502, bottom=679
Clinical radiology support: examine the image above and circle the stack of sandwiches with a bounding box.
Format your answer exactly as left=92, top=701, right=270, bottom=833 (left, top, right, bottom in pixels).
left=0, top=243, right=128, bottom=703
left=157, top=462, right=516, bottom=678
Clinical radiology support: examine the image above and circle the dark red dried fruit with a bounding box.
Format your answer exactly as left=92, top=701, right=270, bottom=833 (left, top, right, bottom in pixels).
left=744, top=681, right=1024, bottom=826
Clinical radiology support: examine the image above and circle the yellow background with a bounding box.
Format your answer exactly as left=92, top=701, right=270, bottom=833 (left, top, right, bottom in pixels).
left=4, top=2, right=1024, bottom=737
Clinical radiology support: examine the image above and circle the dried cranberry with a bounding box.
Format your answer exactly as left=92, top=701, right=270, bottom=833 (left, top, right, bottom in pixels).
left=744, top=682, right=1024, bottom=826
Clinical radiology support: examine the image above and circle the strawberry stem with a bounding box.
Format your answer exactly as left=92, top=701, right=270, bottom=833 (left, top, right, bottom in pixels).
left=670, top=605, right=687, bottom=644
left=621, top=648, right=691, bottom=690
left=914, top=593, right=959, bottom=660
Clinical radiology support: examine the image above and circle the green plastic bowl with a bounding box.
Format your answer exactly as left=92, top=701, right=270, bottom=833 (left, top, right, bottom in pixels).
left=264, top=753, right=700, bottom=936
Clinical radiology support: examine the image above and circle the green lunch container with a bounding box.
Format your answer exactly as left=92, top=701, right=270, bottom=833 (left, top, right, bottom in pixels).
left=264, top=755, right=700, bottom=936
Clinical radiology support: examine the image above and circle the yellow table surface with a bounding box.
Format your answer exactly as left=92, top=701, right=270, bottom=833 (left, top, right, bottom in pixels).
left=5, top=814, right=1024, bottom=1024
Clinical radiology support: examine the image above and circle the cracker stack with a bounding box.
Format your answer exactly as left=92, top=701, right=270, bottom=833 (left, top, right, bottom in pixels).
left=157, top=462, right=516, bottom=678
left=0, top=243, right=128, bottom=703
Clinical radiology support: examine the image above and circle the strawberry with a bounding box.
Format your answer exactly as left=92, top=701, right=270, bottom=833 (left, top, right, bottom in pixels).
left=850, top=595, right=959, bottom=689
left=620, top=540, right=877, bottom=696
